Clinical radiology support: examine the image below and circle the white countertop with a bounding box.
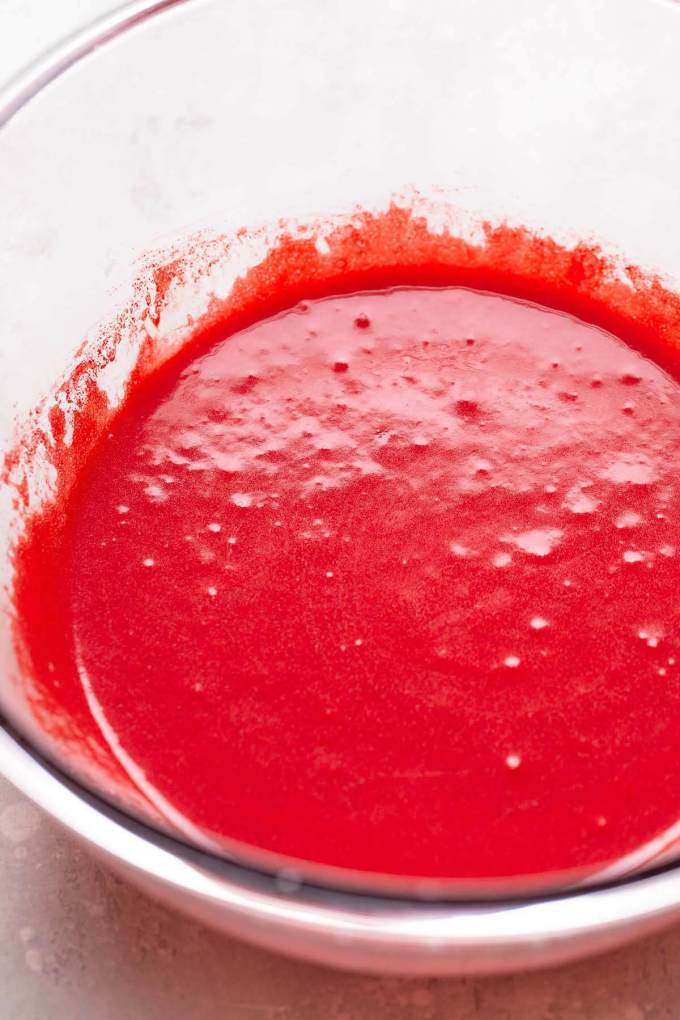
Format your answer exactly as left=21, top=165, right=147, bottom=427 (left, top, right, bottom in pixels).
left=2, top=2, right=680, bottom=1016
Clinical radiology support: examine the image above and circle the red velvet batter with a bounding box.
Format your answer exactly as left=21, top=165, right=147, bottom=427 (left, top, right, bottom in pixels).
left=11, top=205, right=680, bottom=888
left=33, top=282, right=680, bottom=883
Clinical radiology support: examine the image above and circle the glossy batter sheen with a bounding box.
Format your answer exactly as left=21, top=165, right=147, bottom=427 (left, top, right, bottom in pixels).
left=61, top=286, right=680, bottom=880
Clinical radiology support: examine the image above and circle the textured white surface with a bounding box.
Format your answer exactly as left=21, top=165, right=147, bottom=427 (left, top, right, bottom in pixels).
left=3, top=1, right=680, bottom=1016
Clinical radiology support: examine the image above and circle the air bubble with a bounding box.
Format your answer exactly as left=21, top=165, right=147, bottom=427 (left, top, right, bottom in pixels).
left=449, top=542, right=469, bottom=557
left=623, top=550, right=645, bottom=563
left=615, top=511, right=642, bottom=529
left=493, top=552, right=512, bottom=568
left=563, top=486, right=599, bottom=515
left=505, top=528, right=563, bottom=557
left=638, top=625, right=664, bottom=647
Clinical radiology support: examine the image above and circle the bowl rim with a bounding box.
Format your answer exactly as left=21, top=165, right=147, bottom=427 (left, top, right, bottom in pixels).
left=0, top=0, right=189, bottom=129
left=0, top=0, right=676, bottom=130
left=3, top=0, right=680, bottom=957
left=5, top=718, right=680, bottom=952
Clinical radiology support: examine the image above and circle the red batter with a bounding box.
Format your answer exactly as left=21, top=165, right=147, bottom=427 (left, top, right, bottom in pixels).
left=34, top=282, right=680, bottom=883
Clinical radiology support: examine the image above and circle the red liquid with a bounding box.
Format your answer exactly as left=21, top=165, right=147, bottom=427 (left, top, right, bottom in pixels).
left=36, top=283, right=680, bottom=882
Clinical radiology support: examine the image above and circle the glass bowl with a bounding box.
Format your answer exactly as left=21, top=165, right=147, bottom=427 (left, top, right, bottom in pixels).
left=2, top=0, right=680, bottom=973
